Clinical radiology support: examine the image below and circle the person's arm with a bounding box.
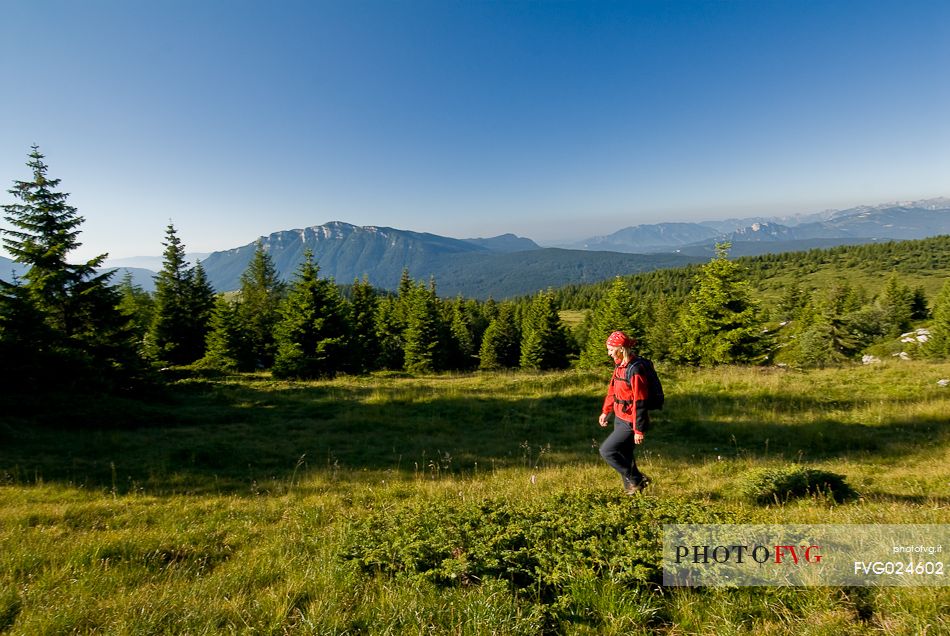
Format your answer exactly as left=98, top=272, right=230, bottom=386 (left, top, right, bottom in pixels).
left=599, top=380, right=615, bottom=427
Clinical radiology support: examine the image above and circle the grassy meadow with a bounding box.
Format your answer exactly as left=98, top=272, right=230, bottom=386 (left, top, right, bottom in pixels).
left=1, top=360, right=949, bottom=634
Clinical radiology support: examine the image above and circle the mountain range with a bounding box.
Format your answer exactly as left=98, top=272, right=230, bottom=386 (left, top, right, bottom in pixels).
left=2, top=198, right=948, bottom=299
left=571, top=198, right=950, bottom=257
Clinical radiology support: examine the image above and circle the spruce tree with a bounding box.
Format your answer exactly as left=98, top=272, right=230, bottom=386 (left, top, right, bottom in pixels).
left=347, top=276, right=379, bottom=373
left=237, top=241, right=286, bottom=368
left=149, top=224, right=213, bottom=365
left=187, top=261, right=216, bottom=360
left=272, top=250, right=349, bottom=379
left=876, top=273, right=914, bottom=336
left=448, top=297, right=477, bottom=370
left=925, top=279, right=950, bottom=359
left=117, top=271, right=155, bottom=346
left=676, top=243, right=763, bottom=366
left=1, top=147, right=143, bottom=389
left=375, top=296, right=407, bottom=371
left=200, top=297, right=247, bottom=371
left=643, top=293, right=680, bottom=362
left=0, top=281, right=58, bottom=388
left=403, top=282, right=443, bottom=373
left=520, top=290, right=570, bottom=370
left=578, top=277, right=641, bottom=370
left=478, top=302, right=521, bottom=370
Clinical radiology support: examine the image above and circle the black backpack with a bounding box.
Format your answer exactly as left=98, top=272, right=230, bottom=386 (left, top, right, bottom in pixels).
left=619, top=356, right=665, bottom=411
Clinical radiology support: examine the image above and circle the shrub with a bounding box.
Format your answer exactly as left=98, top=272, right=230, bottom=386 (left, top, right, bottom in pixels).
left=739, top=465, right=858, bottom=505
left=341, top=490, right=736, bottom=606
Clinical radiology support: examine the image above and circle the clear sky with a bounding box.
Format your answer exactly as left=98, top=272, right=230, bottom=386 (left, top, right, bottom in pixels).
left=2, top=0, right=949, bottom=260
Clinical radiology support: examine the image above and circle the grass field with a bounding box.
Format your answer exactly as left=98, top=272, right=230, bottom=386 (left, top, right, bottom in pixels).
left=1, top=361, right=949, bottom=634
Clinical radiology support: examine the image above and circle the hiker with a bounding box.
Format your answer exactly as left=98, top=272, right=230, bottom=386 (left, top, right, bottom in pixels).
left=598, top=330, right=651, bottom=495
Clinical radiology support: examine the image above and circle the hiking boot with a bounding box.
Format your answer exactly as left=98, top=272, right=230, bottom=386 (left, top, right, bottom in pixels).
left=624, top=476, right=650, bottom=495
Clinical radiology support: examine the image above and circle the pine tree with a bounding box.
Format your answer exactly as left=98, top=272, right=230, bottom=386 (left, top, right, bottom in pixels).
left=148, top=225, right=214, bottom=365
left=375, top=296, right=406, bottom=371
left=676, top=243, right=763, bottom=366
left=448, top=297, right=477, bottom=370
left=578, top=277, right=641, bottom=370
left=0, top=281, right=58, bottom=388
left=777, top=280, right=808, bottom=322
left=876, top=273, right=914, bottom=337
left=403, top=282, right=443, bottom=373
left=910, top=286, right=929, bottom=320
left=925, top=279, right=950, bottom=359
left=272, top=251, right=350, bottom=379
left=200, top=297, right=247, bottom=371
left=237, top=241, right=286, bottom=368
left=347, top=276, right=379, bottom=373
left=478, top=302, right=521, bottom=370
left=2, top=146, right=106, bottom=332
left=116, top=271, right=155, bottom=345
left=1, top=147, right=144, bottom=390
left=187, top=261, right=216, bottom=360
left=643, top=293, right=680, bottom=362
left=520, top=290, right=570, bottom=370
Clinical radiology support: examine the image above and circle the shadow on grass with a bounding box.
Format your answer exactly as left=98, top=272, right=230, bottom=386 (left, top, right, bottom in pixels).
left=0, top=379, right=946, bottom=495
left=651, top=390, right=950, bottom=462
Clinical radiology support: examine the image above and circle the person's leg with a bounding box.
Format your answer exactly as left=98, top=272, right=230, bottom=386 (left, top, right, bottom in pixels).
left=600, top=420, right=639, bottom=487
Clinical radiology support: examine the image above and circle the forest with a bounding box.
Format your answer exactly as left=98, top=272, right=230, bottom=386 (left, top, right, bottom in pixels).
left=3, top=148, right=950, bottom=396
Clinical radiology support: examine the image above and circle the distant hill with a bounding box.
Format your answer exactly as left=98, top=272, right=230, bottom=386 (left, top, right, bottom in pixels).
left=462, top=233, right=540, bottom=252
left=573, top=198, right=950, bottom=254
left=103, top=253, right=209, bottom=272
left=0, top=255, right=157, bottom=292
left=0, top=255, right=26, bottom=281
left=198, top=222, right=700, bottom=298
left=103, top=267, right=157, bottom=292
left=578, top=222, right=720, bottom=252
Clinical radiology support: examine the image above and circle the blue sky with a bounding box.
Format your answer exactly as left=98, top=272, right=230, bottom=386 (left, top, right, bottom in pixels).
left=2, top=0, right=949, bottom=260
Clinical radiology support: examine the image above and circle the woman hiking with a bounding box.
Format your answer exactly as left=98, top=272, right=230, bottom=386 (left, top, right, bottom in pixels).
left=598, top=330, right=651, bottom=495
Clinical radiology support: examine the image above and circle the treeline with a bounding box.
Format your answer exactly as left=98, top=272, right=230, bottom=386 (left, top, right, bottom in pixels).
left=3, top=149, right=950, bottom=396
left=126, top=226, right=576, bottom=377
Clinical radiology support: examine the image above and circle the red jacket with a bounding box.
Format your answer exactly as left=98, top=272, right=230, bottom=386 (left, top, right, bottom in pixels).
left=602, top=360, right=650, bottom=434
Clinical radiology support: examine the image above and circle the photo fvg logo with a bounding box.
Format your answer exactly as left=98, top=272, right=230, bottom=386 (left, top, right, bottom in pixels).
left=674, top=544, right=823, bottom=565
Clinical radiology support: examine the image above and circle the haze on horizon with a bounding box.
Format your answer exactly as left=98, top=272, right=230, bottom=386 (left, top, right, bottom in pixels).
left=2, top=0, right=948, bottom=260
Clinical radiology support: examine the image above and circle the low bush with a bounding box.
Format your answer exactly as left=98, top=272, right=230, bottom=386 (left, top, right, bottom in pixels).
left=739, top=465, right=858, bottom=504
left=342, top=490, right=737, bottom=607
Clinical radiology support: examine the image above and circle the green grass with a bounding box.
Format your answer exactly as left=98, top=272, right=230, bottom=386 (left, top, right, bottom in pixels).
left=1, top=361, right=949, bottom=634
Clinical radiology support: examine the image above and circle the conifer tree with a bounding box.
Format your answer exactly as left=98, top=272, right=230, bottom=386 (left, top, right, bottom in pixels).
left=375, top=296, right=406, bottom=371
left=347, top=276, right=379, bottom=373
left=2, top=146, right=107, bottom=331
left=777, top=280, right=808, bottom=322
left=116, top=271, right=155, bottom=345
left=200, top=297, right=247, bottom=371
left=0, top=281, right=58, bottom=388
left=925, top=279, right=950, bottom=359
left=520, top=289, right=570, bottom=370
left=374, top=268, right=414, bottom=371
left=272, top=250, right=349, bottom=379
left=676, top=243, right=763, bottom=366
left=403, top=282, right=443, bottom=373
left=578, top=277, right=641, bottom=369
left=237, top=241, right=285, bottom=368
left=643, top=293, right=680, bottom=362
left=187, top=261, right=216, bottom=359
left=1, top=147, right=143, bottom=389
left=910, top=286, right=929, bottom=320
left=478, top=302, right=521, bottom=370
left=876, top=273, right=914, bottom=336
left=448, top=296, right=477, bottom=370
left=149, top=224, right=212, bottom=365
